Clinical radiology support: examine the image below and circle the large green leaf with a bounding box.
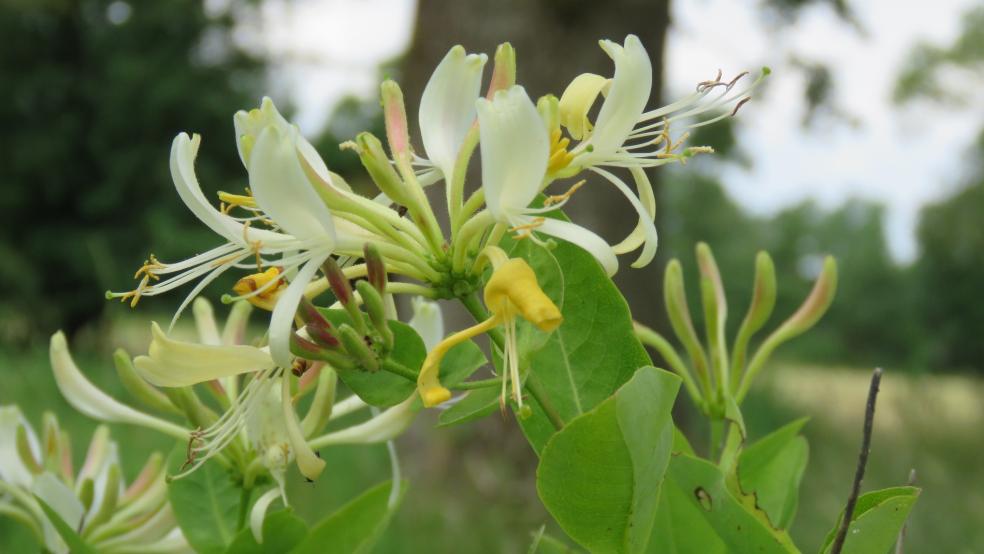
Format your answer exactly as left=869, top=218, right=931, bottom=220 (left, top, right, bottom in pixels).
left=536, top=367, right=681, bottom=554
left=503, top=234, right=652, bottom=452
left=224, top=509, right=308, bottom=553
left=34, top=496, right=98, bottom=554
left=666, top=454, right=800, bottom=554
left=739, top=418, right=809, bottom=529
left=318, top=309, right=484, bottom=407
left=292, top=480, right=407, bottom=554
left=166, top=447, right=241, bottom=554
left=819, top=486, right=920, bottom=554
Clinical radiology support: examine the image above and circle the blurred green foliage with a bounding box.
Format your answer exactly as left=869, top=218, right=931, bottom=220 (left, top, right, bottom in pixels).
left=0, top=0, right=266, bottom=344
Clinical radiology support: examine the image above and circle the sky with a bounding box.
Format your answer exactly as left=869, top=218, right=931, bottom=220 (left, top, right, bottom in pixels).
left=246, top=0, right=982, bottom=262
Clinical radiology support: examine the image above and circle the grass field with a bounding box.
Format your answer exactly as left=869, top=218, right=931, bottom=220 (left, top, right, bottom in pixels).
left=1, top=319, right=981, bottom=552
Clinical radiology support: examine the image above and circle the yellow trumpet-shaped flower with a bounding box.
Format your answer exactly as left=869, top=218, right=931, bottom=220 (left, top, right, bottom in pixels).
left=417, top=257, right=561, bottom=408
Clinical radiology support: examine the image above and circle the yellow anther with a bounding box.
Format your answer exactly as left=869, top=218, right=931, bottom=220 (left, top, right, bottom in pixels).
left=232, top=267, right=286, bottom=311
left=547, top=128, right=576, bottom=174
left=416, top=257, right=562, bottom=409
left=218, top=190, right=257, bottom=214
left=133, top=255, right=164, bottom=281
left=509, top=217, right=545, bottom=240
left=544, top=180, right=585, bottom=207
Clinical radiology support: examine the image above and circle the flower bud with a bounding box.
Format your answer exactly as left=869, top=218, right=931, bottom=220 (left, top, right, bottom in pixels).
left=663, top=260, right=710, bottom=385
left=363, top=242, right=388, bottom=293
left=322, top=258, right=367, bottom=333
left=337, top=324, right=379, bottom=373
left=82, top=463, right=120, bottom=533
left=15, top=424, right=42, bottom=475
left=486, top=42, right=516, bottom=98
left=290, top=333, right=351, bottom=369
left=381, top=79, right=411, bottom=162
left=297, top=298, right=341, bottom=349
left=356, top=280, right=394, bottom=349
left=355, top=131, right=410, bottom=205
left=113, top=349, right=180, bottom=416
left=730, top=251, right=776, bottom=381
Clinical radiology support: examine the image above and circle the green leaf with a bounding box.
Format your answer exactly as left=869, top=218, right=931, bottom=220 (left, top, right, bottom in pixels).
left=224, top=509, right=308, bottom=553
left=536, top=367, right=681, bottom=554
left=292, top=480, right=407, bottom=554
left=319, top=309, right=485, bottom=407
left=819, top=486, right=920, bottom=554
left=166, top=446, right=240, bottom=554
left=647, top=473, right=727, bottom=554
left=739, top=418, right=809, bottom=529
left=665, top=454, right=799, bottom=553
left=34, top=496, right=98, bottom=554
left=437, top=386, right=500, bottom=427
left=503, top=231, right=652, bottom=452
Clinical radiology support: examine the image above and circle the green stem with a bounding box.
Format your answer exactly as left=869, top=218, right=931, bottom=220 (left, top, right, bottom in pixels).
left=380, top=359, right=499, bottom=390
left=708, top=418, right=724, bottom=461
left=237, top=486, right=253, bottom=531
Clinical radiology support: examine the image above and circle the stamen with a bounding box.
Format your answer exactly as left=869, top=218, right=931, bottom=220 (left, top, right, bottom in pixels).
left=509, top=217, right=546, bottom=240
left=544, top=180, right=585, bottom=207
left=547, top=129, right=576, bottom=174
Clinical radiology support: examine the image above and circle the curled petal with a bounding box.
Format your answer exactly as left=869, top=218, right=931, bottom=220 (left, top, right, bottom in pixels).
left=408, top=298, right=444, bottom=351
left=589, top=166, right=658, bottom=268
left=249, top=487, right=283, bottom=544
left=537, top=218, right=618, bottom=276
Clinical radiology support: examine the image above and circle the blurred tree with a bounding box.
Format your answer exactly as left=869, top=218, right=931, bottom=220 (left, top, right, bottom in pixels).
left=0, top=0, right=265, bottom=345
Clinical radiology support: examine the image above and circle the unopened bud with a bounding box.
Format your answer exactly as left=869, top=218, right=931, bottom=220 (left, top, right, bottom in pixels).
left=355, top=132, right=410, bottom=205
left=381, top=80, right=411, bottom=161
left=78, top=477, right=95, bottom=512
left=337, top=324, right=379, bottom=373
left=15, top=425, right=42, bottom=475
left=113, top=349, right=180, bottom=416
left=486, top=42, right=516, bottom=98
left=84, top=463, right=121, bottom=531
left=323, top=258, right=367, bottom=334
left=664, top=260, right=710, bottom=383
left=774, top=256, right=837, bottom=339
left=363, top=243, right=388, bottom=293
left=291, top=332, right=353, bottom=370
left=356, top=280, right=394, bottom=349
left=730, top=251, right=777, bottom=382
left=297, top=299, right=341, bottom=349
left=537, top=94, right=561, bottom=136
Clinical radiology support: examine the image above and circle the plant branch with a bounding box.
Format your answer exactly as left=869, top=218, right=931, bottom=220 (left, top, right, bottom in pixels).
left=831, top=367, right=883, bottom=554
left=894, top=468, right=917, bottom=554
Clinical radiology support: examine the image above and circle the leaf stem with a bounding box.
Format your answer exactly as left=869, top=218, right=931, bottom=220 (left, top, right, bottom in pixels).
left=831, top=367, right=883, bottom=554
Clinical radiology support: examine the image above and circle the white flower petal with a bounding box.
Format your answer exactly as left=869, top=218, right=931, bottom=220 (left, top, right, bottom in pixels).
left=134, top=323, right=275, bottom=387
left=249, top=487, right=282, bottom=544
left=49, top=333, right=188, bottom=440
left=281, top=374, right=325, bottom=481
left=249, top=126, right=338, bottom=243
left=558, top=73, right=611, bottom=140
left=589, top=166, right=658, bottom=267
left=476, top=86, right=550, bottom=219
left=32, top=473, right=84, bottom=532
left=192, top=297, right=221, bottom=346
left=419, top=46, right=488, bottom=182
left=309, top=397, right=416, bottom=449
left=408, top=297, right=444, bottom=351
left=589, top=35, right=652, bottom=157
left=269, top=253, right=330, bottom=368
left=537, top=218, right=619, bottom=276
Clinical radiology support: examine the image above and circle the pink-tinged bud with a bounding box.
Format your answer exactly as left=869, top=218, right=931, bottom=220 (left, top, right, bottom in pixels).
left=308, top=323, right=341, bottom=349
left=297, top=297, right=330, bottom=328
left=486, top=42, right=516, bottom=98
left=322, top=257, right=353, bottom=306
left=291, top=333, right=322, bottom=355
left=364, top=242, right=387, bottom=293
left=381, top=80, right=411, bottom=159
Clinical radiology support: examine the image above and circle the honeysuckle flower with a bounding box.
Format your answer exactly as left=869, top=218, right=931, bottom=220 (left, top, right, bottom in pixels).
left=0, top=407, right=189, bottom=554
left=476, top=85, right=620, bottom=275
left=408, top=297, right=445, bottom=351
left=417, top=252, right=561, bottom=408
left=415, top=46, right=488, bottom=186
left=107, top=98, right=373, bottom=368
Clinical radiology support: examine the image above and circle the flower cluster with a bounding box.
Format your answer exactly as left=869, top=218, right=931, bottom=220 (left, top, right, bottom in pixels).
left=41, top=33, right=761, bottom=543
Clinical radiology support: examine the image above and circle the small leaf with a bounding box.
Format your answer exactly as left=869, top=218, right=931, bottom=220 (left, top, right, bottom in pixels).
left=536, top=367, right=681, bottom=553
left=819, top=486, right=920, bottom=554
left=34, top=495, right=98, bottom=554
left=223, top=509, right=308, bottom=553
left=665, top=454, right=799, bottom=553
left=437, top=386, right=500, bottom=427
left=739, top=418, right=809, bottom=529
left=292, top=480, right=407, bottom=554
left=166, top=446, right=240, bottom=554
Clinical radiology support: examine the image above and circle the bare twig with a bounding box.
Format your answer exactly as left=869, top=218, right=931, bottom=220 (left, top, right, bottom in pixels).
left=831, top=367, right=883, bottom=554
left=894, top=468, right=917, bottom=554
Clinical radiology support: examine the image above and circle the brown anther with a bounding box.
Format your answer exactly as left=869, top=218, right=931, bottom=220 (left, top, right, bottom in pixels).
left=726, top=71, right=749, bottom=90
left=731, top=97, right=751, bottom=117
left=697, top=69, right=724, bottom=91
left=291, top=358, right=311, bottom=377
